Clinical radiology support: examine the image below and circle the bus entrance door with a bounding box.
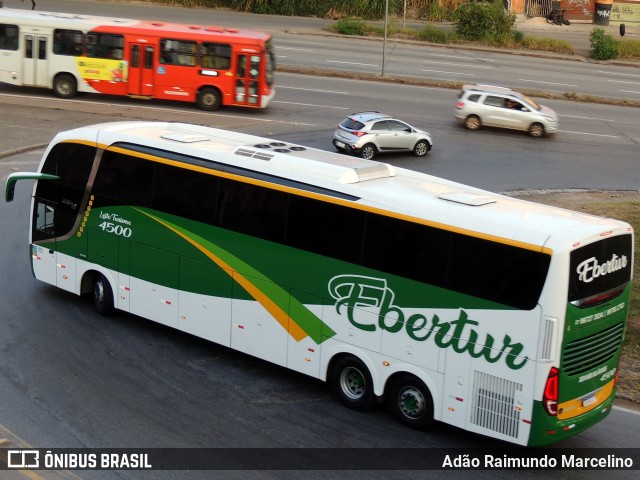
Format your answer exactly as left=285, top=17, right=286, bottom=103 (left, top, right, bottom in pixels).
left=233, top=53, right=260, bottom=106
left=128, top=43, right=154, bottom=97
left=22, top=34, right=48, bottom=87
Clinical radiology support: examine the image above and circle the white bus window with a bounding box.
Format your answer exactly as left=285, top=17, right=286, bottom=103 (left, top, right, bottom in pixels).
left=0, top=23, right=18, bottom=50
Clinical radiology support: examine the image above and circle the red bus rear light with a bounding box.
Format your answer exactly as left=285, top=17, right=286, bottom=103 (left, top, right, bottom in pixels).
left=543, top=367, right=559, bottom=416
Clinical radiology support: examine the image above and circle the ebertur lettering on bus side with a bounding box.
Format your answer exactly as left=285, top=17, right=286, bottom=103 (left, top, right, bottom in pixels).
left=576, top=254, right=628, bottom=283
left=328, top=275, right=528, bottom=370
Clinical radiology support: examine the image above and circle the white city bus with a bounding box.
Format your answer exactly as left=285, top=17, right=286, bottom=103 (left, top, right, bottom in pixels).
left=5, top=121, right=634, bottom=446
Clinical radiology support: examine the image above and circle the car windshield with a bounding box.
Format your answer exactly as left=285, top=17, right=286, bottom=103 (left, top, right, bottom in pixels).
left=519, top=94, right=541, bottom=111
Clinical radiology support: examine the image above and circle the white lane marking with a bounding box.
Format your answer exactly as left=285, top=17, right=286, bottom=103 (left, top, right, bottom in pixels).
left=425, top=53, right=479, bottom=60
left=422, top=69, right=475, bottom=76
left=597, top=70, right=640, bottom=78
left=326, top=60, right=378, bottom=67
left=276, top=47, right=314, bottom=52
left=423, top=60, right=493, bottom=69
left=608, top=79, right=640, bottom=85
left=613, top=405, right=640, bottom=416
left=278, top=86, right=349, bottom=95
left=559, top=130, right=620, bottom=138
left=273, top=100, right=349, bottom=110
left=561, top=115, right=615, bottom=122
left=519, top=79, right=578, bottom=87
left=620, top=89, right=640, bottom=94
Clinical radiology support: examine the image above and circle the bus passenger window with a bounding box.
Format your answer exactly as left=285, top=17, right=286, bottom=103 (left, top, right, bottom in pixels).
left=160, top=39, right=196, bottom=66
left=0, top=24, right=19, bottom=51
left=86, top=32, right=124, bottom=59
left=53, top=29, right=83, bottom=56
left=200, top=42, right=231, bottom=69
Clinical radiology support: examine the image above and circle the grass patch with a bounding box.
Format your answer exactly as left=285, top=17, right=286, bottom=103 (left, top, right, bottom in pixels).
left=617, top=38, right=640, bottom=61
left=518, top=36, right=575, bottom=55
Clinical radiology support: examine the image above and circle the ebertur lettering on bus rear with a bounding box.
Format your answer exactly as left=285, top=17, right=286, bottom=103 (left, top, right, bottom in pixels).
left=576, top=254, right=628, bottom=283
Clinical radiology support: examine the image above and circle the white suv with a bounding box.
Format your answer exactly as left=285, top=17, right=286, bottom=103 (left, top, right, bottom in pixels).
left=332, top=112, right=433, bottom=160
left=455, top=85, right=558, bottom=137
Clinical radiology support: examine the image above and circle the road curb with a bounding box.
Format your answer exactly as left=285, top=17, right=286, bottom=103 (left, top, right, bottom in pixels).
left=0, top=144, right=48, bottom=160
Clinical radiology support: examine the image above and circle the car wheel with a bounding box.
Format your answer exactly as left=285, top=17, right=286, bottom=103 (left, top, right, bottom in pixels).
left=388, top=374, right=434, bottom=430
left=360, top=144, right=376, bottom=160
left=465, top=115, right=481, bottom=131
left=529, top=123, right=545, bottom=138
left=413, top=140, right=430, bottom=157
left=329, top=356, right=375, bottom=411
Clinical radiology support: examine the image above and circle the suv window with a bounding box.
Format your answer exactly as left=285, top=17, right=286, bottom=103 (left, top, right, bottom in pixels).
left=371, top=120, right=389, bottom=131
left=467, top=93, right=481, bottom=102
left=387, top=120, right=410, bottom=132
left=340, top=118, right=365, bottom=130
left=483, top=95, right=505, bottom=107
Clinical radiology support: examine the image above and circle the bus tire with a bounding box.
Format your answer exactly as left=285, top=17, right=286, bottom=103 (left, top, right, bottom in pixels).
left=329, top=356, right=375, bottom=411
left=197, top=87, right=222, bottom=111
left=388, top=374, right=434, bottom=430
left=93, top=273, right=114, bottom=316
left=53, top=73, right=78, bottom=99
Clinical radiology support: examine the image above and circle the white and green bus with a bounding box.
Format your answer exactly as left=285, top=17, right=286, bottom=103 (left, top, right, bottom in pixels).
left=5, top=121, right=634, bottom=446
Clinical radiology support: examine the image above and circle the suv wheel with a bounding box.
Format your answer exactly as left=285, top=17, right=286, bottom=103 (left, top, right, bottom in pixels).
left=413, top=140, right=430, bottom=157
left=465, top=115, right=481, bottom=131
left=360, top=144, right=377, bottom=160
left=529, top=123, right=545, bottom=138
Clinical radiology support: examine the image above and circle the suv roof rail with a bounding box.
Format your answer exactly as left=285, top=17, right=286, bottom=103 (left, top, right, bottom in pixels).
left=463, top=84, right=515, bottom=93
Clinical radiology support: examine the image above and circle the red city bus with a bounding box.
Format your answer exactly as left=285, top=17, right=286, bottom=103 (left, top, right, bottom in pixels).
left=0, top=8, right=275, bottom=110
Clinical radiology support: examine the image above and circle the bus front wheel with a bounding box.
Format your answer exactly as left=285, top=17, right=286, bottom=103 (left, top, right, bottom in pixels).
left=93, top=273, right=114, bottom=316
left=197, top=87, right=222, bottom=111
left=329, top=356, right=375, bottom=411
left=388, top=374, right=434, bottom=430
left=53, top=73, right=78, bottom=99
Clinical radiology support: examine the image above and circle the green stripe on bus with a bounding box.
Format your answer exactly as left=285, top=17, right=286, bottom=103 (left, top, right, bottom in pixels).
left=137, top=209, right=336, bottom=344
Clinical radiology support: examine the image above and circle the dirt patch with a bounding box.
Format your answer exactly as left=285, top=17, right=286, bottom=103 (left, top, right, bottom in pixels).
left=511, top=190, right=640, bottom=407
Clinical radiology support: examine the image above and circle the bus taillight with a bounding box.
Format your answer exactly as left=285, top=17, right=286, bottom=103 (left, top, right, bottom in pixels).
left=543, top=367, right=559, bottom=416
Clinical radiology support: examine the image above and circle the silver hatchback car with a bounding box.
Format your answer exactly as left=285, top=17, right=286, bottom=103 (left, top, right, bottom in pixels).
left=332, top=112, right=433, bottom=160
left=454, top=85, right=558, bottom=137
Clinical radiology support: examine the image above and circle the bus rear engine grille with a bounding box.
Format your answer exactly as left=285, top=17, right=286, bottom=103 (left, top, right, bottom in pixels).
left=562, top=322, right=625, bottom=376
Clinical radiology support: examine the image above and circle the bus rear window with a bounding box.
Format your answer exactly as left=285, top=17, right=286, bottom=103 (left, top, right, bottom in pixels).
left=569, top=234, right=633, bottom=303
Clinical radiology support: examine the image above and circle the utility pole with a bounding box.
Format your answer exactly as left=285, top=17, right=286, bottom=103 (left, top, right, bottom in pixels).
left=382, top=0, right=389, bottom=76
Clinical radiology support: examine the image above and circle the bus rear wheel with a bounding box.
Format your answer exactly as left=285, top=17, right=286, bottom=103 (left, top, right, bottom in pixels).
left=197, top=87, right=222, bottom=111
left=93, top=273, right=114, bottom=316
left=388, top=374, right=434, bottom=430
left=330, top=356, right=375, bottom=411
left=53, top=73, right=78, bottom=99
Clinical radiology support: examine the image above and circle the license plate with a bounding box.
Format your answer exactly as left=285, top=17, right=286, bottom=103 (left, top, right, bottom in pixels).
left=582, top=394, right=596, bottom=407
left=335, top=141, right=346, bottom=148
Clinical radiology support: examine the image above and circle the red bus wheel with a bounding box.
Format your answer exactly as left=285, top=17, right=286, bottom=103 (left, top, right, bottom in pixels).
left=197, top=87, right=221, bottom=111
